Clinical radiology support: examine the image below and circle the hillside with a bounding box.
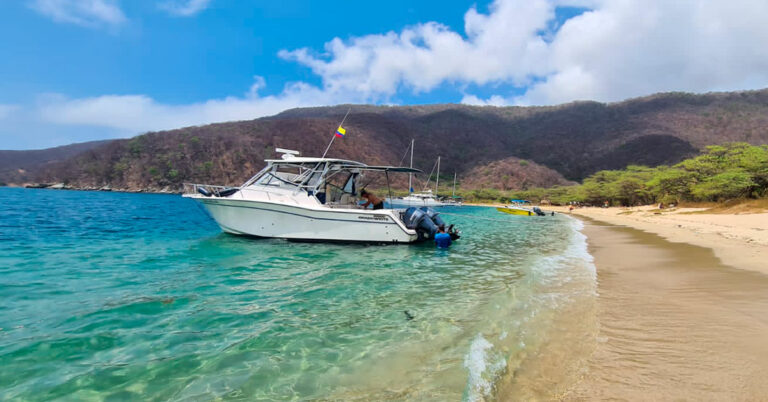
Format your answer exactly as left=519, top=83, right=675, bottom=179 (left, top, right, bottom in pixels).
left=0, top=140, right=112, bottom=185
left=3, top=88, right=768, bottom=192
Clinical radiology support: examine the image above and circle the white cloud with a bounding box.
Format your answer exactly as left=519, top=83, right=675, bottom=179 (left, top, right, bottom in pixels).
left=517, top=0, right=768, bottom=104
left=9, top=0, right=768, bottom=148
left=0, top=105, right=20, bottom=120
left=37, top=77, right=361, bottom=133
left=279, top=0, right=554, bottom=100
left=460, top=95, right=508, bottom=106
left=29, top=0, right=126, bottom=27
left=282, top=0, right=768, bottom=106
left=159, top=0, right=212, bottom=17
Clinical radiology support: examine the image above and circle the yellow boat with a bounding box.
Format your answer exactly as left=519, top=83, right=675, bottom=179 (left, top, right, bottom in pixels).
left=496, top=200, right=547, bottom=216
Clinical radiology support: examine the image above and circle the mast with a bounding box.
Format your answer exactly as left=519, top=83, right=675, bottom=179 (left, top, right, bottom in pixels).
left=408, top=139, right=414, bottom=193
left=452, top=172, right=457, bottom=197
left=435, top=156, right=440, bottom=194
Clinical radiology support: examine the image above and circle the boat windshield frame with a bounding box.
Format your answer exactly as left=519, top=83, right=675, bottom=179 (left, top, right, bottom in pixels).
left=241, top=159, right=421, bottom=194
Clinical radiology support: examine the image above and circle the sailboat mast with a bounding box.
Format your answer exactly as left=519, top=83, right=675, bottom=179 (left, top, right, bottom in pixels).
left=452, top=172, right=456, bottom=197
left=408, top=139, right=414, bottom=192
left=435, top=156, right=440, bottom=194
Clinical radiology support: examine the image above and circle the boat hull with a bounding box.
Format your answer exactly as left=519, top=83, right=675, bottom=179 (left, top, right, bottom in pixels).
left=496, top=206, right=537, bottom=216
left=194, top=197, right=419, bottom=243
left=386, top=198, right=447, bottom=209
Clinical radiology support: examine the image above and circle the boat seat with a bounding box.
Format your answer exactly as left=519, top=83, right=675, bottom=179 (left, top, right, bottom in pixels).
left=339, top=193, right=355, bottom=205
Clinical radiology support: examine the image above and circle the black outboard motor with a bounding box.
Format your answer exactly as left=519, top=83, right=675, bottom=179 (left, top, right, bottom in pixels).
left=403, top=207, right=459, bottom=241
left=423, top=206, right=461, bottom=240
left=533, top=206, right=546, bottom=216
left=403, top=207, right=437, bottom=241
left=403, top=207, right=425, bottom=229
left=419, top=207, right=446, bottom=227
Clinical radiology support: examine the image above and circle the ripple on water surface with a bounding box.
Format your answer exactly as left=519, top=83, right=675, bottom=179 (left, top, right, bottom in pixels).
left=0, top=188, right=595, bottom=400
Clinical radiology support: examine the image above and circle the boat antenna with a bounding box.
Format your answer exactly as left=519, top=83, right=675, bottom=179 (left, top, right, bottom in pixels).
left=321, top=107, right=351, bottom=159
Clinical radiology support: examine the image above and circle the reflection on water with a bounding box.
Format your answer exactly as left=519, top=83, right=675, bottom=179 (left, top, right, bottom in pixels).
left=0, top=188, right=596, bottom=400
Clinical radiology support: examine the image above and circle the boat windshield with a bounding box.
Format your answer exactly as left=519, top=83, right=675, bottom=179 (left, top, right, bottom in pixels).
left=249, top=162, right=327, bottom=190
left=243, top=160, right=419, bottom=207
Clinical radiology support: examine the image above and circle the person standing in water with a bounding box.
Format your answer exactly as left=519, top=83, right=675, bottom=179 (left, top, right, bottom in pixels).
left=435, top=225, right=452, bottom=249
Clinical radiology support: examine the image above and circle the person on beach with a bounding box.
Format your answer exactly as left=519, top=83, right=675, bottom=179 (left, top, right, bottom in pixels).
left=360, top=189, right=384, bottom=210
left=435, top=225, right=452, bottom=249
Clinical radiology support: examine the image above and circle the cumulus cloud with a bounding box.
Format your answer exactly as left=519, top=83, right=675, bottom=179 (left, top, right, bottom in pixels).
left=460, top=95, right=508, bottom=107
left=159, top=0, right=212, bottom=17
left=37, top=77, right=361, bottom=133
left=10, top=0, right=768, bottom=148
left=517, top=0, right=768, bottom=105
left=280, top=0, right=768, bottom=106
left=29, top=0, right=126, bottom=27
left=279, top=0, right=553, bottom=100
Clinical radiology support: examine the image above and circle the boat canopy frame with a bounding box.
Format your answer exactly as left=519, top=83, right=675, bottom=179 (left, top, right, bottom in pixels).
left=240, top=159, right=422, bottom=200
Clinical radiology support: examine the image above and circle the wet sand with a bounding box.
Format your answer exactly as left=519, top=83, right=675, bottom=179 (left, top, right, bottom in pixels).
left=563, top=219, right=768, bottom=400
left=552, top=205, right=768, bottom=275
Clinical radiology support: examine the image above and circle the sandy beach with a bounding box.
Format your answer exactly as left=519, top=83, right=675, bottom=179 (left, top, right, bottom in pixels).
left=551, top=208, right=768, bottom=400
left=551, top=205, right=768, bottom=275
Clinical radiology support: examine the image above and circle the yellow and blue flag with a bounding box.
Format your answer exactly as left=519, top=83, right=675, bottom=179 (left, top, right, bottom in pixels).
left=335, top=126, right=346, bottom=138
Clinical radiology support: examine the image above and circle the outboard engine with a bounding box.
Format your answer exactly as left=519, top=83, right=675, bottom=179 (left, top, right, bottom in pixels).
left=403, top=207, right=459, bottom=241
left=419, top=207, right=446, bottom=228
left=403, top=207, right=435, bottom=241
left=533, top=206, right=546, bottom=216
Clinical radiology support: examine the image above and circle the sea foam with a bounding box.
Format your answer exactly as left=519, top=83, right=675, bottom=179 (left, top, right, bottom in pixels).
left=463, top=334, right=507, bottom=401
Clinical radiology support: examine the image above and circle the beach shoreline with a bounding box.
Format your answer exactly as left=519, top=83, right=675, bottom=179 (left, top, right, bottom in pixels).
left=551, top=216, right=768, bottom=400
left=549, top=205, right=768, bottom=275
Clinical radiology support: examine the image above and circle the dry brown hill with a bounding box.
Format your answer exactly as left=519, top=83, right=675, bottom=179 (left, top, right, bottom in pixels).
left=2, top=88, right=768, bottom=191
left=0, top=140, right=111, bottom=185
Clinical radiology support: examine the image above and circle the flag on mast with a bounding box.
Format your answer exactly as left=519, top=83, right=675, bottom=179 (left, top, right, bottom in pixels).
left=335, top=126, right=346, bottom=138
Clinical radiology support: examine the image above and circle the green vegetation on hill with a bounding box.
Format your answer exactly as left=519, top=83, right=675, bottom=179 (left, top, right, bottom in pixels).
left=509, top=143, right=768, bottom=206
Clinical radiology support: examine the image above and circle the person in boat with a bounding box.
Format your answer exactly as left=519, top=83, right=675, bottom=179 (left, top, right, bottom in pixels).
left=435, top=224, right=452, bottom=249
left=360, top=189, right=384, bottom=210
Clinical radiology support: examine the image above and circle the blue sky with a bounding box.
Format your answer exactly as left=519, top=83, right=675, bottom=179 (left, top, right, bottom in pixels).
left=1, top=1, right=475, bottom=104
left=1, top=0, right=767, bottom=149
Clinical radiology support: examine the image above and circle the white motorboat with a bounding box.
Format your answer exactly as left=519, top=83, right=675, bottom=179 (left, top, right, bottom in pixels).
left=183, top=149, right=458, bottom=244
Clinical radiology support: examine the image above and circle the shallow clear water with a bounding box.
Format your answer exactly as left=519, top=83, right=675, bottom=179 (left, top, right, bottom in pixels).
left=0, top=188, right=595, bottom=400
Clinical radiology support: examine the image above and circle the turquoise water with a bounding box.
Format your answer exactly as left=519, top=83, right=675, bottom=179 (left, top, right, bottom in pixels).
left=0, top=187, right=595, bottom=400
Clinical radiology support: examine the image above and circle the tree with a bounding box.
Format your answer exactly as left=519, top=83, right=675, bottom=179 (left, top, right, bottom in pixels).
left=690, top=170, right=756, bottom=201
left=646, top=167, right=694, bottom=203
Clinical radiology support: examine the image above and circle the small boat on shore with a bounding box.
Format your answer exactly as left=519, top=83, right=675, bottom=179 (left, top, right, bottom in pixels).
left=497, top=199, right=550, bottom=216
left=183, top=149, right=459, bottom=244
